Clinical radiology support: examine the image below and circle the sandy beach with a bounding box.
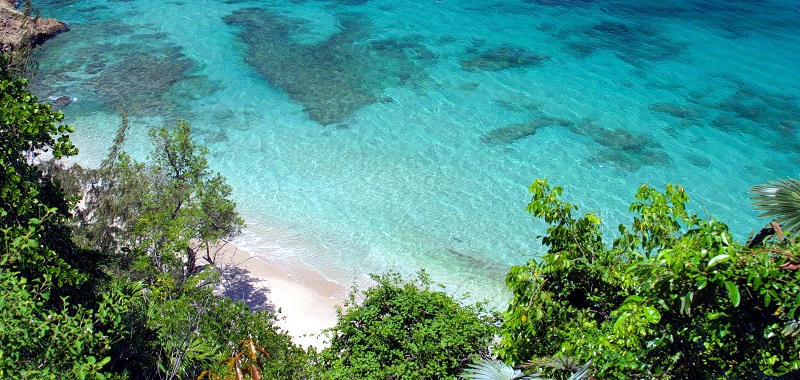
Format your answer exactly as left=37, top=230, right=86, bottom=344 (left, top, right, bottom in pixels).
left=212, top=240, right=346, bottom=348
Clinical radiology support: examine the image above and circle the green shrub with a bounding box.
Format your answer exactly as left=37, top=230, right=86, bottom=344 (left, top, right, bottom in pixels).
left=499, top=179, right=800, bottom=378
left=320, top=272, right=496, bottom=380
left=1, top=54, right=134, bottom=379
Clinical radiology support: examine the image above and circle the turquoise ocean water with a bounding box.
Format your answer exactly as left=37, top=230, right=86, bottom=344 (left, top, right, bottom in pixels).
left=30, top=0, right=800, bottom=303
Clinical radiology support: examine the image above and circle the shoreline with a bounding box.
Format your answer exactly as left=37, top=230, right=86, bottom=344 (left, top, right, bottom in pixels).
left=213, top=240, right=345, bottom=348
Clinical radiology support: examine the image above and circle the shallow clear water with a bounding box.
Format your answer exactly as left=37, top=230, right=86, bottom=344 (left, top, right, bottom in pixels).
left=30, top=0, right=800, bottom=303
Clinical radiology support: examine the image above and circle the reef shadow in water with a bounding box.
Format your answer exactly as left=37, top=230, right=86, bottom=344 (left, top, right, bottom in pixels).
left=482, top=116, right=571, bottom=145
left=520, top=0, right=798, bottom=39
left=549, top=20, right=687, bottom=66
left=522, top=0, right=595, bottom=7
left=31, top=20, right=222, bottom=118
left=602, top=0, right=799, bottom=39
left=570, top=119, right=670, bottom=171
left=483, top=113, right=668, bottom=171
left=224, top=9, right=436, bottom=126
left=683, top=79, right=800, bottom=158
left=461, top=44, right=550, bottom=72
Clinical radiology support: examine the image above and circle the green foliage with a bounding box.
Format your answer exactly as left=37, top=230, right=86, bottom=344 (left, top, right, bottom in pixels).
left=47, top=118, right=302, bottom=380
left=58, top=118, right=244, bottom=282
left=499, top=179, right=800, bottom=378
left=198, top=299, right=312, bottom=379
left=319, top=272, right=496, bottom=380
left=1, top=54, right=80, bottom=286
left=2, top=59, right=300, bottom=380
left=500, top=180, right=627, bottom=365
left=0, top=264, right=137, bottom=379
left=137, top=122, right=242, bottom=271
left=112, top=271, right=310, bottom=380
left=1, top=55, right=136, bottom=379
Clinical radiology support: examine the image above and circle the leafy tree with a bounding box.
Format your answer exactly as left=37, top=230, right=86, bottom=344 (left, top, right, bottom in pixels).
left=0, top=242, right=138, bottom=379
left=1, top=54, right=134, bottom=378
left=137, top=121, right=243, bottom=279
left=55, top=118, right=244, bottom=283
left=104, top=269, right=311, bottom=380
left=319, top=272, right=496, bottom=380
left=2, top=53, right=295, bottom=379
left=46, top=117, right=304, bottom=380
left=1, top=53, right=79, bottom=286
left=499, top=179, right=800, bottom=378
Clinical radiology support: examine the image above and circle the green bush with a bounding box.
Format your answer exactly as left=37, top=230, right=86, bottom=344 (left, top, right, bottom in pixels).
left=499, top=179, right=800, bottom=378
left=1, top=54, right=136, bottom=379
left=319, top=272, right=496, bottom=380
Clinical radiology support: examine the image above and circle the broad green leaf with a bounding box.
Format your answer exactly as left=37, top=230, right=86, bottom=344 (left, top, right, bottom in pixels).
left=725, top=281, right=741, bottom=307
left=614, top=312, right=630, bottom=331
left=707, top=254, right=730, bottom=269
left=680, top=295, right=687, bottom=315
left=643, top=306, right=661, bottom=324
left=624, top=295, right=644, bottom=303
left=696, top=276, right=707, bottom=290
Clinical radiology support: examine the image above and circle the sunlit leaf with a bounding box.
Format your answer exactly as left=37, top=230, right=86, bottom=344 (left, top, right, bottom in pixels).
left=725, top=281, right=741, bottom=307
left=707, top=254, right=730, bottom=269
left=643, top=306, right=661, bottom=324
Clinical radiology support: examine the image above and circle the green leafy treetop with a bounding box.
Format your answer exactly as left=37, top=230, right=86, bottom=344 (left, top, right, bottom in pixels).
left=56, top=118, right=244, bottom=284
left=320, top=272, right=496, bottom=380
left=135, top=121, right=243, bottom=280
left=1, top=53, right=79, bottom=285
left=498, top=179, right=800, bottom=378
left=1, top=54, right=137, bottom=379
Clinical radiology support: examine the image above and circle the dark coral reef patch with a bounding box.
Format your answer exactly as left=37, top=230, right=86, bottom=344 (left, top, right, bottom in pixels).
left=461, top=45, right=549, bottom=72
left=570, top=119, right=670, bottom=171
left=669, top=79, right=800, bottom=155
left=545, top=19, right=686, bottom=66
left=31, top=19, right=219, bottom=117
left=481, top=116, right=571, bottom=145
left=224, top=9, right=435, bottom=125
left=482, top=113, right=669, bottom=171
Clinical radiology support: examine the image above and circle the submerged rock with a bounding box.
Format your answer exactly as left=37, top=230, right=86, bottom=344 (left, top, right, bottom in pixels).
left=649, top=102, right=704, bottom=119
left=48, top=95, right=75, bottom=108
left=83, top=47, right=199, bottom=114
left=570, top=119, right=669, bottom=171
left=482, top=117, right=571, bottom=144
left=461, top=45, right=549, bottom=72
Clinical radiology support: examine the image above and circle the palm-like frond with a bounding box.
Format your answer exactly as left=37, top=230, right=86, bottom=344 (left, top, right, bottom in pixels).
left=749, top=177, right=800, bottom=235
left=567, top=360, right=591, bottom=380
left=461, top=359, right=544, bottom=380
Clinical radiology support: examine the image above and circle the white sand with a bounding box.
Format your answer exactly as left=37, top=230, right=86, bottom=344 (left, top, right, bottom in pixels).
left=213, top=241, right=345, bottom=348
